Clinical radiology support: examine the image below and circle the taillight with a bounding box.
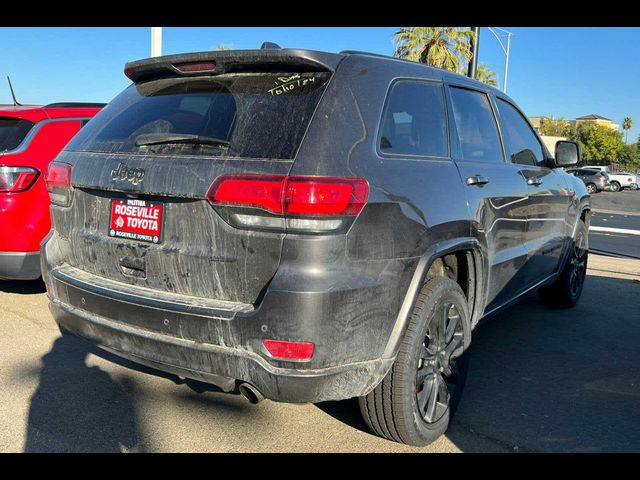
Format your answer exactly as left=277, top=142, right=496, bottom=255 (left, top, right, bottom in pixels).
left=45, top=162, right=73, bottom=207
left=594, top=174, right=602, bottom=180
left=207, top=174, right=369, bottom=233
left=0, top=166, right=39, bottom=193
left=263, top=339, right=315, bottom=361
left=629, top=178, right=633, bottom=182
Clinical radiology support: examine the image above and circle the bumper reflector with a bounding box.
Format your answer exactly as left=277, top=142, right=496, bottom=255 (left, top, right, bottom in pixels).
left=263, top=339, right=315, bottom=360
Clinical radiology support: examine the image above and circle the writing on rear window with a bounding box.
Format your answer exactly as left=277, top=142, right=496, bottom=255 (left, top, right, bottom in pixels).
left=66, top=72, right=331, bottom=160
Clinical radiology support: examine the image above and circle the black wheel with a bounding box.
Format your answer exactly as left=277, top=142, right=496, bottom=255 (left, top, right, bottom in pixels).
left=610, top=181, right=621, bottom=192
left=586, top=183, right=597, bottom=194
left=539, top=220, right=588, bottom=308
left=358, top=277, right=471, bottom=446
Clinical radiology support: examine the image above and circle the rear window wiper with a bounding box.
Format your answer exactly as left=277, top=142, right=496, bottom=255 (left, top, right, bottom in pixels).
left=135, top=133, right=231, bottom=148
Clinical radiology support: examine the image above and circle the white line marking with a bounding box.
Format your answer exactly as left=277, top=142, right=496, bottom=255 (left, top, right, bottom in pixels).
left=589, top=226, right=640, bottom=236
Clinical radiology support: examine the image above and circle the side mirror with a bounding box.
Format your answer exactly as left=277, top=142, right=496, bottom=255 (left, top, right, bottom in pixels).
left=555, top=141, right=581, bottom=167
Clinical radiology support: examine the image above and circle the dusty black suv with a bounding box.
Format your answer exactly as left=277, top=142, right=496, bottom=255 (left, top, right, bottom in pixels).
left=42, top=48, right=590, bottom=446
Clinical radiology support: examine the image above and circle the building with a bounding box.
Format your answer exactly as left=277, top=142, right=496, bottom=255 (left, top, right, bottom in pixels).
left=573, top=114, right=619, bottom=131
left=528, top=114, right=620, bottom=134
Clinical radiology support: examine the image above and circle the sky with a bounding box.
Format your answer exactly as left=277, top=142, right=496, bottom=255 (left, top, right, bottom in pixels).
left=1, top=27, right=639, bottom=142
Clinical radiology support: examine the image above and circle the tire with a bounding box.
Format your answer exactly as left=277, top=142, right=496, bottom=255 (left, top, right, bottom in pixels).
left=586, top=183, right=597, bottom=194
left=610, top=181, right=621, bottom=192
left=631, top=183, right=639, bottom=191
left=539, top=219, right=588, bottom=308
left=358, top=277, right=471, bottom=446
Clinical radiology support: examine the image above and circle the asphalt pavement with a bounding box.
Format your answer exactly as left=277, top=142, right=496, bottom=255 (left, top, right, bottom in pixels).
left=1, top=253, right=639, bottom=453
left=589, top=190, right=640, bottom=259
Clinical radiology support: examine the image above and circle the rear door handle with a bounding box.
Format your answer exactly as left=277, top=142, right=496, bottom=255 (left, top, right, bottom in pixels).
left=466, top=175, right=490, bottom=186
left=527, top=177, right=544, bottom=187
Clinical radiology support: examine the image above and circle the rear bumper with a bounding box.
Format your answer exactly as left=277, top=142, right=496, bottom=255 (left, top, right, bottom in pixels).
left=42, top=255, right=402, bottom=403
left=49, top=299, right=392, bottom=403
left=0, top=251, right=41, bottom=280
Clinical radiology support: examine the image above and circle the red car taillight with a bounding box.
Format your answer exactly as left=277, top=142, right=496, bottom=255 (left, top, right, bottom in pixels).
left=45, top=162, right=73, bottom=207
left=207, top=174, right=369, bottom=233
left=594, top=174, right=602, bottom=180
left=0, top=166, right=39, bottom=193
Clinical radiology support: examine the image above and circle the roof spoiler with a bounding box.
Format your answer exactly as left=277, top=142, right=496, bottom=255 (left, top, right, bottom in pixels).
left=123, top=49, right=342, bottom=84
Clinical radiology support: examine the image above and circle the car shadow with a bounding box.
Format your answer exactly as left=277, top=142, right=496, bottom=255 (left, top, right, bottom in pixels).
left=448, top=273, right=640, bottom=452
left=24, top=335, right=144, bottom=452
left=315, top=273, right=640, bottom=452
left=0, top=279, right=45, bottom=294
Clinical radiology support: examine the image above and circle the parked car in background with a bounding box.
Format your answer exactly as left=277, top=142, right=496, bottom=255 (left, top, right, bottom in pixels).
left=617, top=172, right=639, bottom=190
left=582, top=166, right=636, bottom=192
left=566, top=168, right=610, bottom=194
left=42, top=48, right=589, bottom=446
left=0, top=102, right=104, bottom=280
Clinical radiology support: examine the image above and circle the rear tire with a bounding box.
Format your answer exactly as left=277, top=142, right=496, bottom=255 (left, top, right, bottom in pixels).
left=586, top=183, right=597, bottom=194
left=610, top=181, right=621, bottom=192
left=358, top=277, right=471, bottom=446
left=539, top=220, right=588, bottom=308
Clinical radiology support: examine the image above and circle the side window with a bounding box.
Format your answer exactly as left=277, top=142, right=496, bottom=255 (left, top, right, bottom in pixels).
left=495, top=98, right=545, bottom=167
left=80, top=120, right=91, bottom=128
left=378, top=81, right=448, bottom=157
left=449, top=87, right=504, bottom=163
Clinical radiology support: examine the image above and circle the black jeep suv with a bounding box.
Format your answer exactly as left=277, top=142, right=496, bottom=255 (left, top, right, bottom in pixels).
left=42, top=48, right=589, bottom=446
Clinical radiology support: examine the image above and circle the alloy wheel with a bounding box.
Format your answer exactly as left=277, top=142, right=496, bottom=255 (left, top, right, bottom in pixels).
left=416, top=303, right=465, bottom=424
left=569, top=231, right=588, bottom=297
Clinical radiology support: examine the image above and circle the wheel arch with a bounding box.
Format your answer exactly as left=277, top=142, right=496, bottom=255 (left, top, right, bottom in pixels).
left=381, top=237, right=486, bottom=361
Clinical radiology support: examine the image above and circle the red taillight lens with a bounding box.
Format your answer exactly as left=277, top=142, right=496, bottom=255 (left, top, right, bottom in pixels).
left=174, top=61, right=216, bottom=73
left=208, top=175, right=369, bottom=217
left=263, top=339, right=315, bottom=360
left=285, top=177, right=368, bottom=216
left=594, top=175, right=602, bottom=179
left=209, top=175, right=286, bottom=214
left=45, top=162, right=73, bottom=207
left=0, top=166, right=39, bottom=193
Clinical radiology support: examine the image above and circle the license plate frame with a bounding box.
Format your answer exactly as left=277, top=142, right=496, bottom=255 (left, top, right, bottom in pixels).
left=108, top=198, right=164, bottom=244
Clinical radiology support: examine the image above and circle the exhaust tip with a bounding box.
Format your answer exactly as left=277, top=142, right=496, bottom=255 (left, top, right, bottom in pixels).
left=238, top=382, right=264, bottom=404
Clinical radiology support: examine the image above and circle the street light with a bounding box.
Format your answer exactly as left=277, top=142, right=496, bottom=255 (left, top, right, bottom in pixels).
left=487, top=27, right=513, bottom=93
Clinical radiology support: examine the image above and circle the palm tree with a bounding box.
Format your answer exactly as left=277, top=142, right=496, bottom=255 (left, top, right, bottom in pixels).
left=393, top=27, right=475, bottom=74
left=216, top=43, right=233, bottom=51
left=476, top=64, right=498, bottom=87
left=623, top=117, right=632, bottom=143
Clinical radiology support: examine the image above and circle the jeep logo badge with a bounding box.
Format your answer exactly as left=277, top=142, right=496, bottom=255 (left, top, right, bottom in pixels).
left=111, top=163, right=145, bottom=185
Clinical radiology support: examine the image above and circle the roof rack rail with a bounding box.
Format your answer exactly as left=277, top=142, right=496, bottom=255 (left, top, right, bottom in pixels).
left=45, top=102, right=106, bottom=108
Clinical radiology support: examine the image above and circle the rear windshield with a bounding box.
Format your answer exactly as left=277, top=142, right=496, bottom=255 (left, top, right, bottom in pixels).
left=66, top=72, right=332, bottom=159
left=0, top=117, right=35, bottom=152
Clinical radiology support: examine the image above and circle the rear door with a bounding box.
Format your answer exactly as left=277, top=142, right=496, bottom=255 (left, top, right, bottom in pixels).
left=493, top=96, right=573, bottom=286
left=52, top=69, right=332, bottom=305
left=446, top=84, right=530, bottom=313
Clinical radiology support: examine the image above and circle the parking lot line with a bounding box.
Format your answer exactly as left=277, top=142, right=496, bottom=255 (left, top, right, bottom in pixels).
left=589, top=226, right=640, bottom=236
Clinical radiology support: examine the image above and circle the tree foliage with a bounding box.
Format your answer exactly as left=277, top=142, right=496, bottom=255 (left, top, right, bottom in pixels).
left=539, top=118, right=639, bottom=170
left=573, top=123, right=625, bottom=164
left=476, top=64, right=498, bottom=87
left=622, top=116, right=632, bottom=143
left=539, top=117, right=573, bottom=137
left=393, top=27, right=475, bottom=74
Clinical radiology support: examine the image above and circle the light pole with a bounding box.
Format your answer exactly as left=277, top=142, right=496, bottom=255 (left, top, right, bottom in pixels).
left=151, top=27, right=162, bottom=57
left=487, top=27, right=513, bottom=93
left=467, top=27, right=480, bottom=80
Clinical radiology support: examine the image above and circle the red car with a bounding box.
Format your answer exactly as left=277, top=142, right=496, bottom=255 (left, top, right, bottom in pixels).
left=0, top=102, right=103, bottom=280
